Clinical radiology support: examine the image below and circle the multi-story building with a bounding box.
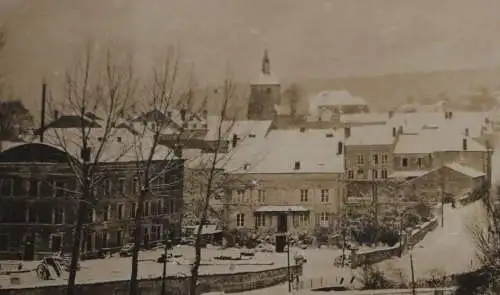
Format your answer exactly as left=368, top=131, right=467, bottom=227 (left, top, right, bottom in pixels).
left=344, top=125, right=397, bottom=198
left=223, top=128, right=346, bottom=235
left=0, top=130, right=184, bottom=260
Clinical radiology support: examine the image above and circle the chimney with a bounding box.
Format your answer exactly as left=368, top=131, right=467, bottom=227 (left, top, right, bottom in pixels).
left=388, top=110, right=394, bottom=119
left=398, top=125, right=403, bottom=135
left=231, top=134, right=238, bottom=148
left=392, top=127, right=397, bottom=137
left=344, top=126, right=351, bottom=139
left=40, top=81, right=47, bottom=142
left=294, top=161, right=301, bottom=170
left=464, top=128, right=469, bottom=137
left=337, top=141, right=343, bottom=155
left=53, top=110, right=59, bottom=120
left=326, top=132, right=333, bottom=138
left=462, top=138, right=468, bottom=151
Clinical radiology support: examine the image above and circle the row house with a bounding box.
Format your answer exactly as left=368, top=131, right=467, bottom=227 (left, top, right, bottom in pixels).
left=223, top=128, right=346, bottom=236
left=0, top=141, right=183, bottom=260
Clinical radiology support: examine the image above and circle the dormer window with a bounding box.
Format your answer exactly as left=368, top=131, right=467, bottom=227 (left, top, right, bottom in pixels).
left=249, top=133, right=256, bottom=138
left=294, top=161, right=301, bottom=170
left=243, top=163, right=250, bottom=170
left=117, top=137, right=122, bottom=143
left=98, top=137, right=103, bottom=142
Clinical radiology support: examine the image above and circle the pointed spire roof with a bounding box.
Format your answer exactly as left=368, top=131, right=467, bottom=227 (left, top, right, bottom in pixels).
left=253, top=49, right=279, bottom=85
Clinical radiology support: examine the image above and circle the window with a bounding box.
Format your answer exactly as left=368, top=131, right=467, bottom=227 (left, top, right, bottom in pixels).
left=119, top=179, right=126, bottom=195
left=257, top=189, right=266, bottom=203
left=131, top=202, right=137, bottom=218
left=103, top=205, right=110, bottom=222
left=300, top=189, right=309, bottom=202
left=85, top=208, right=95, bottom=223
left=1, top=178, right=13, bottom=196
left=236, top=189, right=245, bottom=202
left=236, top=213, right=245, bottom=227
left=169, top=199, right=176, bottom=214
left=402, top=158, right=408, bottom=168
left=53, top=181, right=66, bottom=198
left=117, top=204, right=124, bottom=220
left=255, top=214, right=266, bottom=227
left=356, top=155, right=364, bottom=165
left=0, top=234, right=8, bottom=251
left=320, top=213, right=329, bottom=226
left=103, top=179, right=112, bottom=196
left=417, top=158, right=423, bottom=169
left=372, top=154, right=379, bottom=164
left=321, top=189, right=329, bottom=202
left=53, top=207, right=64, bottom=224
left=29, top=180, right=39, bottom=198
left=347, top=170, right=354, bottom=179
left=151, top=201, right=158, bottom=216
left=371, top=169, right=378, bottom=180
left=299, top=213, right=309, bottom=226
left=356, top=169, right=364, bottom=178
left=382, top=154, right=388, bottom=164
left=143, top=201, right=150, bottom=217
left=133, top=178, right=140, bottom=194
left=381, top=169, right=388, bottom=179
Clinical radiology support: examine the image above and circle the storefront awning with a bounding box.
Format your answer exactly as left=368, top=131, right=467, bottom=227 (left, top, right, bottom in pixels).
left=255, top=206, right=309, bottom=213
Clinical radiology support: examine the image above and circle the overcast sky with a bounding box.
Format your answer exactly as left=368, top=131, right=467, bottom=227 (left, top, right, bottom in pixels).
left=1, top=0, right=500, bottom=113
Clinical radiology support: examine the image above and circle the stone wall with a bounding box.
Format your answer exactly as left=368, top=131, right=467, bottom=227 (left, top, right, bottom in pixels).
left=351, top=218, right=438, bottom=268
left=1, top=265, right=302, bottom=295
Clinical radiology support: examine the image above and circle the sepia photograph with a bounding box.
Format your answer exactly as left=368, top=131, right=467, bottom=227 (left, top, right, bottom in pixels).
left=1, top=1, right=500, bottom=294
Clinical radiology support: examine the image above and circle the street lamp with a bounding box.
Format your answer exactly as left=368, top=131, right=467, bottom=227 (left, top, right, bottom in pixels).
left=161, top=229, right=171, bottom=295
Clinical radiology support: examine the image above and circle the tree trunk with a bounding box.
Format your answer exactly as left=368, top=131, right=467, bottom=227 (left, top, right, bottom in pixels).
left=66, top=187, right=88, bottom=295
left=129, top=190, right=145, bottom=295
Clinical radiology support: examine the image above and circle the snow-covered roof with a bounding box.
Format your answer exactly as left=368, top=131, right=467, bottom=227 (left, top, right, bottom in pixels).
left=394, top=130, right=486, bottom=154
left=445, top=163, right=485, bottom=178
left=21, top=127, right=176, bottom=163
left=226, top=128, right=344, bottom=174
left=340, top=113, right=389, bottom=124
left=310, top=90, right=368, bottom=108
left=388, top=111, right=488, bottom=137
left=204, top=118, right=272, bottom=141
left=388, top=171, right=428, bottom=179
left=345, top=125, right=395, bottom=146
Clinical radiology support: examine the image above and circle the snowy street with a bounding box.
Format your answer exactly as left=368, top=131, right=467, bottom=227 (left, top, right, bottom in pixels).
left=377, top=200, right=486, bottom=280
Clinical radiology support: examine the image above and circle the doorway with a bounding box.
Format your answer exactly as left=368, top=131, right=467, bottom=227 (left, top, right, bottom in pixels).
left=23, top=234, right=35, bottom=261
left=51, top=235, right=62, bottom=252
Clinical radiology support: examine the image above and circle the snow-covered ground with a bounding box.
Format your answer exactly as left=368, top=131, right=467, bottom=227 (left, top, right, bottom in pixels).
left=377, top=200, right=486, bottom=280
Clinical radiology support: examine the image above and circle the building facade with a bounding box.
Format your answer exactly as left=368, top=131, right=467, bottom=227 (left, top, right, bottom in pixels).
left=0, top=142, right=183, bottom=260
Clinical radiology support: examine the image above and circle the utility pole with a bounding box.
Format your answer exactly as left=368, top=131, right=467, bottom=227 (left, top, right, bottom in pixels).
left=440, top=171, right=445, bottom=228
left=410, top=253, right=416, bottom=295
left=287, top=233, right=291, bottom=293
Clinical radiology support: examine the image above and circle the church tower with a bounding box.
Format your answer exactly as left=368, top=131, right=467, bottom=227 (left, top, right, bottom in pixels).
left=247, top=50, right=281, bottom=120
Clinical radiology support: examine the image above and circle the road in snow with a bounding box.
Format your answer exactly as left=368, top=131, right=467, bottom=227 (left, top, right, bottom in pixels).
left=377, top=200, right=487, bottom=280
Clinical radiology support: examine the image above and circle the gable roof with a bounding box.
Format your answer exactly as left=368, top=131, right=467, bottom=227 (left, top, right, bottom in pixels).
left=310, top=90, right=368, bottom=108
left=227, top=128, right=344, bottom=174
left=340, top=113, right=389, bottom=125
left=394, top=129, right=486, bottom=154
left=345, top=125, right=395, bottom=146
left=445, top=163, right=485, bottom=178
left=204, top=118, right=272, bottom=141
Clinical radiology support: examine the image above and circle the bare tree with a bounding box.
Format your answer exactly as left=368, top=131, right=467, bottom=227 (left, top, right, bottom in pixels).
left=184, top=77, right=256, bottom=295
left=43, top=44, right=135, bottom=295
left=125, top=48, right=189, bottom=295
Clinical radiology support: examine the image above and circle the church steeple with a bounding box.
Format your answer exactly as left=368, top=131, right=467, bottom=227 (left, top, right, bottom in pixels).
left=261, top=49, right=271, bottom=75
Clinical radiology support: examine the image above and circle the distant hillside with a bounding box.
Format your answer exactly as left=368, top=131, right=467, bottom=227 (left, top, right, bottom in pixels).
left=298, top=67, right=500, bottom=112
left=199, top=67, right=500, bottom=118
